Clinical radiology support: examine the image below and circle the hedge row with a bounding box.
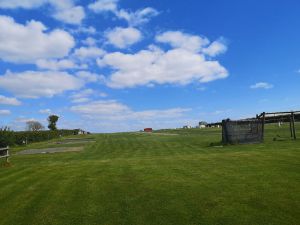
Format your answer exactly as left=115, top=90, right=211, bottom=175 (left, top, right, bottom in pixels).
left=0, top=129, right=79, bottom=147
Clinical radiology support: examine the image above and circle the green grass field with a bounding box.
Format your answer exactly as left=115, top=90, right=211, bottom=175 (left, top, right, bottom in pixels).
left=0, top=126, right=299, bottom=225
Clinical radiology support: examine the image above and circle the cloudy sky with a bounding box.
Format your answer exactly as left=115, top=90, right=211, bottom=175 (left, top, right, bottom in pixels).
left=0, top=0, right=300, bottom=132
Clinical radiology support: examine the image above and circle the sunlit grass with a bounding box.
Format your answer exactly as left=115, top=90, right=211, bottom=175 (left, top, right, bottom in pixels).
left=0, top=127, right=299, bottom=225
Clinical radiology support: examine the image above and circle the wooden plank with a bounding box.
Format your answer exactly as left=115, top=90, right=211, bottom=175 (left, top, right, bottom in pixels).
left=264, top=111, right=300, bottom=115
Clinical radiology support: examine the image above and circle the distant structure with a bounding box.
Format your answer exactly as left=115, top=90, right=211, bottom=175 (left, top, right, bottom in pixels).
left=75, top=129, right=88, bottom=135
left=183, top=125, right=192, bottom=129
left=206, top=122, right=222, bottom=128
left=198, top=121, right=207, bottom=128
left=144, top=128, right=153, bottom=132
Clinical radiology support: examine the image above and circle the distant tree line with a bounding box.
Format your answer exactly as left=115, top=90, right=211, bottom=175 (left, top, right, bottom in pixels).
left=0, top=115, right=80, bottom=147
left=0, top=128, right=79, bottom=148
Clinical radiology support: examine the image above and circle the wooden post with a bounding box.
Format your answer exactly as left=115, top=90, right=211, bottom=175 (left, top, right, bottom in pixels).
left=290, top=116, right=293, bottom=138
left=291, top=112, right=296, bottom=140
left=6, top=151, right=9, bottom=163
left=222, top=120, right=228, bottom=144
left=0, top=146, right=9, bottom=163
left=261, top=112, right=266, bottom=141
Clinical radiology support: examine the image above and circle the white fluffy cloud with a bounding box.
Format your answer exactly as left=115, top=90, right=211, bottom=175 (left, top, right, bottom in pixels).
left=39, top=108, right=52, bottom=114
left=0, top=15, right=75, bottom=63
left=0, top=0, right=85, bottom=24
left=52, top=5, right=85, bottom=25
left=202, top=39, right=227, bottom=57
left=73, top=26, right=96, bottom=35
left=88, top=0, right=118, bottom=12
left=156, top=31, right=227, bottom=57
left=98, top=31, right=228, bottom=88
left=99, top=42, right=227, bottom=88
left=75, top=71, right=105, bottom=83
left=0, top=70, right=84, bottom=98
left=71, top=100, right=190, bottom=121
left=82, top=37, right=97, bottom=46
left=250, top=82, right=274, bottom=89
left=73, top=46, right=106, bottom=60
left=156, top=31, right=209, bottom=52
left=116, top=7, right=159, bottom=26
left=0, top=95, right=21, bottom=106
left=70, top=88, right=107, bottom=103
left=88, top=0, right=158, bottom=26
left=36, top=59, right=77, bottom=70
left=70, top=89, right=95, bottom=103
left=0, top=109, right=11, bottom=115
left=0, top=0, right=47, bottom=9
left=105, top=27, right=142, bottom=48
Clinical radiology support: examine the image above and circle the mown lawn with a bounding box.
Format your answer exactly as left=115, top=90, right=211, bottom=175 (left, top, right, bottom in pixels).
left=0, top=127, right=299, bottom=225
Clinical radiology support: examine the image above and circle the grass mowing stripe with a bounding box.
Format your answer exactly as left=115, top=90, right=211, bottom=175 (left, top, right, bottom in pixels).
left=0, top=128, right=299, bottom=225
left=30, top=167, right=91, bottom=225
left=0, top=169, right=65, bottom=225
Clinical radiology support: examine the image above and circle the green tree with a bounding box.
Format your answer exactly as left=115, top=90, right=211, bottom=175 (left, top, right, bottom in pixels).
left=26, top=120, right=44, bottom=131
left=47, top=115, right=59, bottom=131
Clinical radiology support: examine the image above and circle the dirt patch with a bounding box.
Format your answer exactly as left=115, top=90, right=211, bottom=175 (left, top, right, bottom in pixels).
left=56, top=140, right=95, bottom=144
left=16, top=146, right=84, bottom=155
left=0, top=162, right=13, bottom=168
left=55, top=138, right=95, bottom=145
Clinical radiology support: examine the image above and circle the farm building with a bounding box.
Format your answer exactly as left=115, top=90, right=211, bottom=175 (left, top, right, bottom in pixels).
left=144, top=128, right=153, bottom=132
left=198, top=121, right=207, bottom=128
left=75, top=129, right=87, bottom=135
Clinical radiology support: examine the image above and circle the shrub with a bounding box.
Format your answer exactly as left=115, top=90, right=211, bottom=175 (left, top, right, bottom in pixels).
left=0, top=127, right=15, bottom=148
left=0, top=129, right=78, bottom=147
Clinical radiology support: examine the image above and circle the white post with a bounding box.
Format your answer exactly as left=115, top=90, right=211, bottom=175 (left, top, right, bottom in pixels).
left=6, top=146, right=9, bottom=163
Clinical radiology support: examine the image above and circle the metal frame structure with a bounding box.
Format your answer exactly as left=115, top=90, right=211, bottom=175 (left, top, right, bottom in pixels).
left=257, top=111, right=300, bottom=140
left=220, top=110, right=299, bottom=144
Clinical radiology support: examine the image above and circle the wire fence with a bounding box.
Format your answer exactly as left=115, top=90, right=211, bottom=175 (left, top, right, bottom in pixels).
left=222, top=119, right=263, bottom=144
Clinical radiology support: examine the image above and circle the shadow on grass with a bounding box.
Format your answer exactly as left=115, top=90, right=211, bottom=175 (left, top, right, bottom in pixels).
left=0, top=161, right=13, bottom=168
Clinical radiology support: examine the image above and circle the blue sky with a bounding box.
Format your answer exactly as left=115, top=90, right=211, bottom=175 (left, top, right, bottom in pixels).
left=0, top=0, right=300, bottom=132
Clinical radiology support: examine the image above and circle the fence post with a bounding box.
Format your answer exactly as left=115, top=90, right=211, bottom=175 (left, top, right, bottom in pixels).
left=6, top=146, right=9, bottom=163
left=290, top=115, right=293, bottom=138
left=291, top=112, right=296, bottom=140
left=222, top=120, right=227, bottom=144
left=261, top=112, right=265, bottom=141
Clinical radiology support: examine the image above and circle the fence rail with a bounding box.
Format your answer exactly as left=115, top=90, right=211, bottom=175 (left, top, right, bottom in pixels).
left=0, top=146, right=10, bottom=163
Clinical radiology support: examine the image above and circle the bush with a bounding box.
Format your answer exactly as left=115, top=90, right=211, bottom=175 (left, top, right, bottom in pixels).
left=0, top=127, right=15, bottom=148
left=0, top=129, right=78, bottom=147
